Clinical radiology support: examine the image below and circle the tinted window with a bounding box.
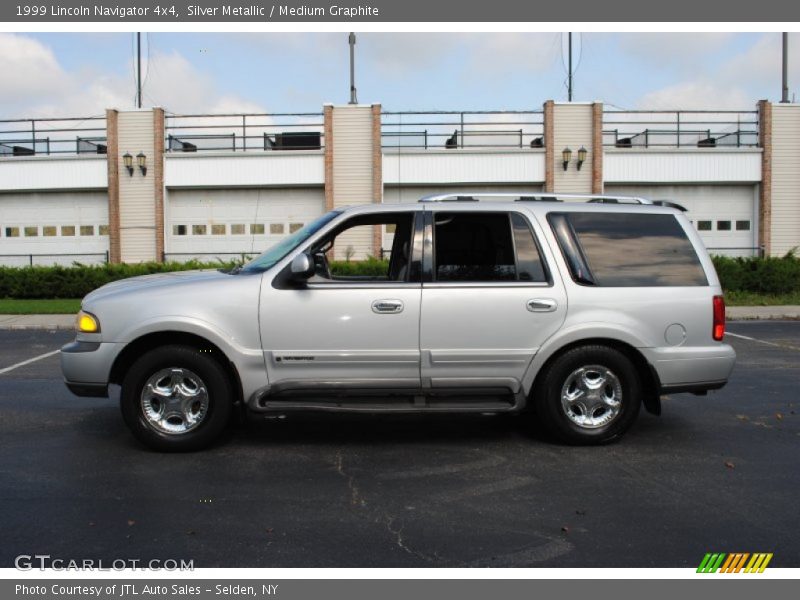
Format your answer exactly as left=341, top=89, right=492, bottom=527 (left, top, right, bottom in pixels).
left=434, top=212, right=516, bottom=281
left=510, top=213, right=548, bottom=283
left=552, top=212, right=707, bottom=287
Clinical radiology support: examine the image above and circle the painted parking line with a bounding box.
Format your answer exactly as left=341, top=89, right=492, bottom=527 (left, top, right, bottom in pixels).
left=0, top=349, right=61, bottom=375
left=726, top=331, right=800, bottom=352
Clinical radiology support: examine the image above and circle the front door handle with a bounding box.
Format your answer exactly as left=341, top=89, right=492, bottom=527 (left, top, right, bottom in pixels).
left=372, top=299, right=404, bottom=314
left=527, top=298, right=558, bottom=312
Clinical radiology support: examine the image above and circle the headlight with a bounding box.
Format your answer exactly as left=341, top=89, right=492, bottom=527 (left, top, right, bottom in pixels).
left=76, top=310, right=100, bottom=333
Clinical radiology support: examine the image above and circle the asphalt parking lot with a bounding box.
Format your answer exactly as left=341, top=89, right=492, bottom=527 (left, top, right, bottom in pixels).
left=0, top=322, right=798, bottom=568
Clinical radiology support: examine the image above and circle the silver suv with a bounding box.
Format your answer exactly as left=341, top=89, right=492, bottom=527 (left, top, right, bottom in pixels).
left=61, top=193, right=736, bottom=451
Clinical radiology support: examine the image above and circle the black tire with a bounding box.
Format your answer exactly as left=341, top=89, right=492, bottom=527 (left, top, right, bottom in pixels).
left=532, top=345, right=641, bottom=445
left=120, top=345, right=233, bottom=452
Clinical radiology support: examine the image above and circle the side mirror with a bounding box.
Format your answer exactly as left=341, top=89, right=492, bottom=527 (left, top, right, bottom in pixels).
left=290, top=253, right=315, bottom=280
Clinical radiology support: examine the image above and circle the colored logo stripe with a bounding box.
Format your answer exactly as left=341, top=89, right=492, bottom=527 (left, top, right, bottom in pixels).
left=698, top=552, right=773, bottom=573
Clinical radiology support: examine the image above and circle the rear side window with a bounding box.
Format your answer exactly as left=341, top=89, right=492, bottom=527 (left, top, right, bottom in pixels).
left=433, top=212, right=548, bottom=283
left=434, top=212, right=515, bottom=281
left=548, top=212, right=707, bottom=286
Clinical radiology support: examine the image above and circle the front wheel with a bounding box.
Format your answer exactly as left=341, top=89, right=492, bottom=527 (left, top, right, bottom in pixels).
left=532, top=345, right=641, bottom=445
left=120, top=345, right=233, bottom=452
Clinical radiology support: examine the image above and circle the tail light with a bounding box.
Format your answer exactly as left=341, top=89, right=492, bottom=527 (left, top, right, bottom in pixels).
left=713, top=295, right=725, bottom=341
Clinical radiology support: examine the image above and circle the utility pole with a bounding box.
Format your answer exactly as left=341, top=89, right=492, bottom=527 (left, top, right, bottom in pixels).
left=568, top=32, right=573, bottom=102
left=781, top=32, right=789, bottom=103
left=348, top=32, right=358, bottom=105
left=136, top=32, right=142, bottom=109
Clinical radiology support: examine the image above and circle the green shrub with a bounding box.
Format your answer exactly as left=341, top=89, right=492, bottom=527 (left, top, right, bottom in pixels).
left=4, top=253, right=797, bottom=300
left=711, top=252, right=800, bottom=295
left=329, top=257, right=390, bottom=277
left=0, top=257, right=393, bottom=299
left=0, top=260, right=237, bottom=300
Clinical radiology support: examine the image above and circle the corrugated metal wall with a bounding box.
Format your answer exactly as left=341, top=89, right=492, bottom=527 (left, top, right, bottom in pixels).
left=117, top=111, right=156, bottom=263
left=331, top=106, right=375, bottom=259
left=771, top=105, right=800, bottom=256
left=553, top=103, right=593, bottom=193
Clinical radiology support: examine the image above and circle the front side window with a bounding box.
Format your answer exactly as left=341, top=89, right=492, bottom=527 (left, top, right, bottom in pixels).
left=432, top=212, right=547, bottom=283
left=309, top=212, right=415, bottom=283
left=549, top=212, right=707, bottom=287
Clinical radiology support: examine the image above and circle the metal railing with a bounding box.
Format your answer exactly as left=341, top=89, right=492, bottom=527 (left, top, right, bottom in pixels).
left=381, top=110, right=545, bottom=151
left=0, top=252, right=109, bottom=267
left=603, top=110, right=759, bottom=149
left=165, top=113, right=325, bottom=153
left=0, top=116, right=107, bottom=157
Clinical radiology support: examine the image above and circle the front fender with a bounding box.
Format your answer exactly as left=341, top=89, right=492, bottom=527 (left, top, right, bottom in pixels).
left=116, top=316, right=268, bottom=402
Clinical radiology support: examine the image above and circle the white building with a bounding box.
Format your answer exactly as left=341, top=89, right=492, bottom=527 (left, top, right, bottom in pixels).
left=0, top=99, right=797, bottom=266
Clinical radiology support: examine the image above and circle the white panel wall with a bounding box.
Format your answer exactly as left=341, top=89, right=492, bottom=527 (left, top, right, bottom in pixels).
left=165, top=152, right=324, bottom=188
left=383, top=151, right=545, bottom=185
left=0, top=191, right=108, bottom=266
left=117, top=110, right=156, bottom=263
left=0, top=157, right=106, bottom=192
left=165, top=187, right=325, bottom=261
left=605, top=150, right=762, bottom=184
left=605, top=184, right=758, bottom=257
left=771, top=105, right=800, bottom=256
left=553, top=103, right=593, bottom=193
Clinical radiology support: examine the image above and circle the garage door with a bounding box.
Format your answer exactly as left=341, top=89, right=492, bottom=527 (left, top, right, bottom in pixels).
left=604, top=184, right=758, bottom=257
left=0, top=191, right=109, bottom=266
left=165, top=187, right=326, bottom=262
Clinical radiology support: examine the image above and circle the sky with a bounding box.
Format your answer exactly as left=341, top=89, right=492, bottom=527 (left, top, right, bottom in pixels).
left=0, top=32, right=798, bottom=118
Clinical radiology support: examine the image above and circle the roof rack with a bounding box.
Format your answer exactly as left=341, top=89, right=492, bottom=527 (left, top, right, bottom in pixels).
left=416, top=192, right=688, bottom=211
left=419, top=192, right=650, bottom=204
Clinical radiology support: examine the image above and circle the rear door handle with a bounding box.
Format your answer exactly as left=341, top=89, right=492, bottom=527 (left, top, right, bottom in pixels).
left=372, top=299, right=404, bottom=314
left=527, top=298, right=558, bottom=312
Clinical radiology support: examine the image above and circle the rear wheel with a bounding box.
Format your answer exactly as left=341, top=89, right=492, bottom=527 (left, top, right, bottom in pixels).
left=533, top=345, right=641, bottom=444
left=120, top=345, right=233, bottom=452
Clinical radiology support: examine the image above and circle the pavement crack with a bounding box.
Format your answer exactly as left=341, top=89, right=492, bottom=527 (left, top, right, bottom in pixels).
left=334, top=450, right=365, bottom=508
left=384, top=515, right=439, bottom=564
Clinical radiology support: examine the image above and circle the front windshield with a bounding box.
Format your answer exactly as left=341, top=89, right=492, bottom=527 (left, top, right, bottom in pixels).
left=239, top=210, right=342, bottom=273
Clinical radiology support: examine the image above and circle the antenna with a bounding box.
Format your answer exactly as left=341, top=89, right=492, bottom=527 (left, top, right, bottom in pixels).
left=348, top=32, right=358, bottom=105
left=781, top=32, right=789, bottom=103
left=136, top=32, right=142, bottom=109
left=568, top=32, right=573, bottom=102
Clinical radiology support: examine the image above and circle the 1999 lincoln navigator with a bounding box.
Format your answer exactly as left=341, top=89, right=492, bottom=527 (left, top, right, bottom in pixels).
left=61, top=193, right=736, bottom=451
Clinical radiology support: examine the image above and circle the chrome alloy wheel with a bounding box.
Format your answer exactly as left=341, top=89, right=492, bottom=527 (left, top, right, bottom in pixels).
left=140, top=368, right=209, bottom=435
left=560, top=365, right=623, bottom=429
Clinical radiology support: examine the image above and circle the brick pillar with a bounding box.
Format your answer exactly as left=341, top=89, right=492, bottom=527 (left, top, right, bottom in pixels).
left=153, top=108, right=165, bottom=262
left=592, top=102, right=604, bottom=194
left=371, top=104, right=383, bottom=257
left=758, top=99, right=772, bottom=257
left=543, top=100, right=554, bottom=193
left=105, top=109, right=121, bottom=264
left=323, top=104, right=334, bottom=212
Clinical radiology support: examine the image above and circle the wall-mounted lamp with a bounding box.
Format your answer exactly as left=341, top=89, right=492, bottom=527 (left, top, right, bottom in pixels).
left=561, top=147, right=572, bottom=171
left=576, top=146, right=588, bottom=171
left=137, top=152, right=147, bottom=176
left=123, top=152, right=134, bottom=176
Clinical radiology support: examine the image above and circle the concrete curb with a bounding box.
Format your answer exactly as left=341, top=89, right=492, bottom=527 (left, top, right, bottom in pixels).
left=0, top=314, right=76, bottom=329
left=726, top=306, right=800, bottom=320
left=1, top=307, right=800, bottom=330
